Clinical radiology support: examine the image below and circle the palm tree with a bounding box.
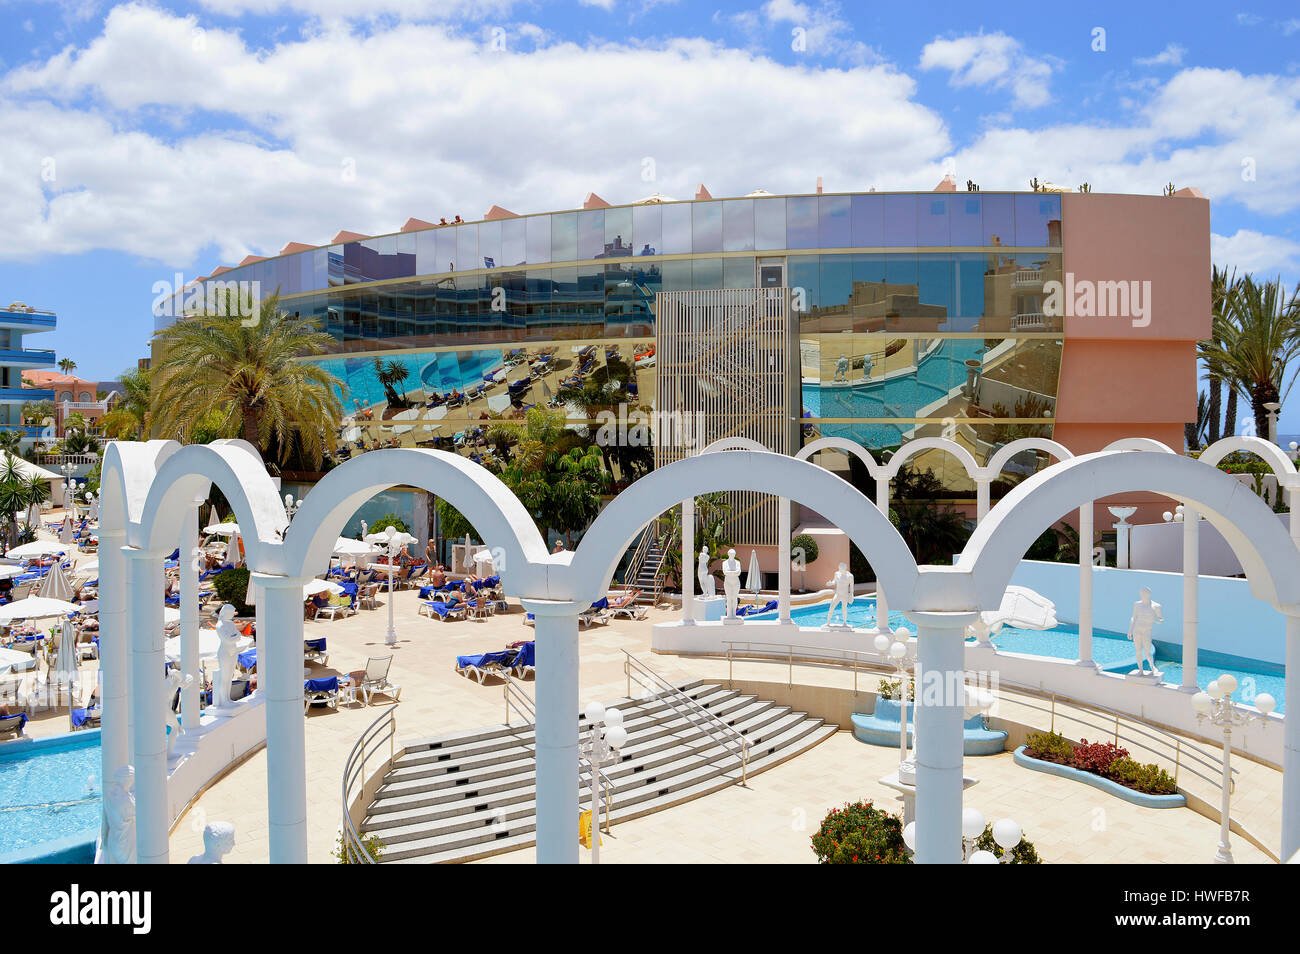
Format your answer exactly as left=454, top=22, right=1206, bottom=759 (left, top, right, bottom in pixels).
left=0, top=457, right=49, bottom=552
left=149, top=292, right=344, bottom=469
left=0, top=429, right=23, bottom=459
left=58, top=358, right=77, bottom=375
left=1185, top=390, right=1210, bottom=452
left=1203, top=266, right=1237, bottom=443
left=373, top=359, right=411, bottom=409
left=1201, top=275, right=1300, bottom=439
left=99, top=366, right=151, bottom=440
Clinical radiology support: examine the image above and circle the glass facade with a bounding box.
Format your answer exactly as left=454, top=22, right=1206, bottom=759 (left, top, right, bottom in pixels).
left=167, top=192, right=1064, bottom=486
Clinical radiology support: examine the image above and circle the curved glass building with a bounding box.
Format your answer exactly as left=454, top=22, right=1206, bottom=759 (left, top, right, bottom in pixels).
left=159, top=186, right=1207, bottom=534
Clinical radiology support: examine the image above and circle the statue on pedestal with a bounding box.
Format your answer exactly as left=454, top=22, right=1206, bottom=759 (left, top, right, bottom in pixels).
left=163, top=668, right=194, bottom=756
left=1126, top=587, right=1163, bottom=675
left=833, top=353, right=849, bottom=382
left=697, top=546, right=716, bottom=598
left=722, top=548, right=742, bottom=618
left=187, top=821, right=236, bottom=864
left=214, top=604, right=242, bottom=708
left=103, top=765, right=136, bottom=865
left=826, top=562, right=854, bottom=627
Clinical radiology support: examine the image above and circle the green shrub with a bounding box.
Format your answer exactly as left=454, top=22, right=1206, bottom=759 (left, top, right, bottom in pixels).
left=333, top=829, right=385, bottom=864
left=212, top=566, right=253, bottom=616
left=790, top=533, right=819, bottom=566
left=1025, top=730, right=1074, bottom=763
left=811, top=800, right=910, bottom=864
left=973, top=824, right=1042, bottom=864
left=1108, top=757, right=1178, bottom=795
left=369, top=512, right=411, bottom=535
left=876, top=677, right=914, bottom=701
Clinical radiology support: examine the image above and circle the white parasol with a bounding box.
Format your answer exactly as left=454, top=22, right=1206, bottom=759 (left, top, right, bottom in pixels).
left=5, top=540, right=67, bottom=559
left=745, top=549, right=762, bottom=598
left=0, top=595, right=79, bottom=623
left=303, top=578, right=345, bottom=598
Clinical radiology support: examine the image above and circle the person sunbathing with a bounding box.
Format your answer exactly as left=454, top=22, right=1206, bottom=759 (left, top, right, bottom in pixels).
left=427, top=564, right=446, bottom=587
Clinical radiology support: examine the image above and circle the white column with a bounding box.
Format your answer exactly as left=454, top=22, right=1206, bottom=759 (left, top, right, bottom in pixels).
left=680, top=499, right=694, bottom=624
left=525, top=599, right=582, bottom=864
left=254, top=573, right=309, bottom=863
left=126, top=547, right=168, bottom=864
left=778, top=496, right=791, bottom=623
left=975, top=478, right=990, bottom=523
left=1077, top=504, right=1094, bottom=666
left=1283, top=614, right=1300, bottom=862
left=910, top=611, right=978, bottom=864
left=98, top=528, right=129, bottom=811
left=180, top=500, right=201, bottom=729
left=1182, top=506, right=1199, bottom=690
left=1290, top=488, right=1300, bottom=553
left=874, top=480, right=891, bottom=633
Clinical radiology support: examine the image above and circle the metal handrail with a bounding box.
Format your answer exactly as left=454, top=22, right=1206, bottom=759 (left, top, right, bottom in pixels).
left=340, top=703, right=398, bottom=864
left=502, top=672, right=614, bottom=831
left=717, top=638, right=1238, bottom=794
left=622, top=650, right=750, bottom=783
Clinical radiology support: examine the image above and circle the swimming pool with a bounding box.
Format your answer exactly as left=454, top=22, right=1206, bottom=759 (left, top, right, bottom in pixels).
left=755, top=598, right=1286, bottom=712
left=0, top=730, right=101, bottom=862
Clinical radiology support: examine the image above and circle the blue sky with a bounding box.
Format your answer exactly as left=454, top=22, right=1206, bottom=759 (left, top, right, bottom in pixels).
left=2, top=0, right=1299, bottom=424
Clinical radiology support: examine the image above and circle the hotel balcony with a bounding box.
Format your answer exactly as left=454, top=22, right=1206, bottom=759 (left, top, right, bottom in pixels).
left=1012, top=269, right=1044, bottom=287
left=0, top=347, right=57, bottom=369
left=1012, top=312, right=1047, bottom=330
left=0, top=387, right=55, bottom=404
left=0, top=307, right=57, bottom=331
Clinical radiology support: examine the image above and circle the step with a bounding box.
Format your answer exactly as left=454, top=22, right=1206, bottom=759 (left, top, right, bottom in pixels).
left=383, top=721, right=839, bottom=863
left=370, top=708, right=822, bottom=851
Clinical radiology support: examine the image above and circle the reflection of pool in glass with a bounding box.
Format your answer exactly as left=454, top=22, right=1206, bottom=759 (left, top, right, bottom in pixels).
left=755, top=598, right=1286, bottom=712
left=0, top=731, right=101, bottom=860
left=318, top=349, right=505, bottom=410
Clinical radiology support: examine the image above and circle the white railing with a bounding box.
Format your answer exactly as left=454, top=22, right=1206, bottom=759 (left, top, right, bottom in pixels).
left=1012, top=269, right=1043, bottom=286
left=340, top=703, right=398, bottom=864
left=1012, top=312, right=1047, bottom=330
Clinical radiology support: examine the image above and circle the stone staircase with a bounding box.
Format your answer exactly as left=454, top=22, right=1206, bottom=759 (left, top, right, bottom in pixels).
left=361, top=680, right=837, bottom=863
left=630, top=540, right=666, bottom=603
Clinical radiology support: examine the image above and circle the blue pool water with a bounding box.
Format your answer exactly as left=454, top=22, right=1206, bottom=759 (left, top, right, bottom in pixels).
left=0, top=732, right=102, bottom=860
left=756, top=598, right=1286, bottom=712
left=317, top=348, right=506, bottom=410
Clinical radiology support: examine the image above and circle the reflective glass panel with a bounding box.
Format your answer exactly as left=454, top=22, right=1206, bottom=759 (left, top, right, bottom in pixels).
left=981, top=194, right=1014, bottom=247
left=501, top=217, right=527, bottom=267
left=723, top=257, right=755, bottom=289
left=786, top=196, right=819, bottom=249
left=525, top=215, right=552, bottom=264
left=632, top=205, right=662, bottom=257
left=455, top=226, right=478, bottom=273
left=692, top=201, right=723, bottom=253
left=551, top=213, right=578, bottom=262
left=818, top=195, right=852, bottom=247
left=753, top=198, right=786, bottom=250
left=918, top=196, right=950, bottom=246
left=577, top=209, right=604, bottom=260
left=478, top=220, right=502, bottom=270
left=1015, top=193, right=1060, bottom=246
left=951, top=196, right=982, bottom=245
left=661, top=203, right=693, bottom=254
left=603, top=206, right=633, bottom=258
left=723, top=199, right=754, bottom=252
left=883, top=194, right=917, bottom=246
left=851, top=194, right=885, bottom=247
left=435, top=227, right=457, bottom=274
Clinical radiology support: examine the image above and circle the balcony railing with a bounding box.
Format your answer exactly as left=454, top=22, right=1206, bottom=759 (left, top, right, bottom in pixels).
left=0, top=388, right=54, bottom=402
left=0, top=310, right=56, bottom=328
left=0, top=348, right=56, bottom=365
left=1012, top=269, right=1044, bottom=287
left=1012, top=312, right=1047, bottom=330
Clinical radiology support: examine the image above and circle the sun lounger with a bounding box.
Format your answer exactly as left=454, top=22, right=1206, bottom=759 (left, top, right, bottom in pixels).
left=606, top=590, right=648, bottom=620
left=303, top=637, right=329, bottom=666
left=0, top=712, right=27, bottom=738
left=357, top=655, right=401, bottom=704
left=71, top=705, right=100, bottom=730
left=304, top=675, right=342, bottom=712
left=512, top=640, right=535, bottom=678
left=579, top=597, right=610, bottom=628
left=455, top=649, right=518, bottom=684
left=736, top=598, right=778, bottom=617
left=316, top=586, right=356, bottom=621
left=419, top=598, right=468, bottom=620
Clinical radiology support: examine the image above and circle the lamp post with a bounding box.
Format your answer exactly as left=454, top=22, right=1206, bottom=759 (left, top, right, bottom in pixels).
left=1263, top=401, right=1281, bottom=445
left=283, top=493, right=302, bottom=521
left=903, top=809, right=1024, bottom=863
left=365, top=525, right=416, bottom=647
left=1191, top=674, right=1275, bottom=864
left=874, top=629, right=914, bottom=775
left=580, top=701, right=627, bottom=864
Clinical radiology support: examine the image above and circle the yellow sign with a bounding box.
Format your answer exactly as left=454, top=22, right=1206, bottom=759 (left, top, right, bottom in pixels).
left=579, top=810, right=601, bottom=849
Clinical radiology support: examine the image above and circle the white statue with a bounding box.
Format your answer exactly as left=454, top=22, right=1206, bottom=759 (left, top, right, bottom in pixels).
left=162, top=668, right=194, bottom=756
left=833, top=353, right=849, bottom=382
left=722, top=548, right=742, bottom=618
left=826, top=562, right=854, bottom=627
left=187, top=821, right=236, bottom=864
left=103, top=765, right=136, bottom=865
left=214, top=604, right=242, bottom=708
left=862, top=352, right=873, bottom=379
left=1126, top=587, right=1164, bottom=675
left=697, top=546, right=716, bottom=598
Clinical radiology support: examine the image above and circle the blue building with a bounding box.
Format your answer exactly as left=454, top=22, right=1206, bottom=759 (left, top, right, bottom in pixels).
left=0, top=299, right=57, bottom=449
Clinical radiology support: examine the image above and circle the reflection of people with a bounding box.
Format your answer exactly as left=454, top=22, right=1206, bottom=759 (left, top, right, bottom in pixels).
left=722, top=549, right=742, bottom=618
left=640, top=244, right=655, bottom=255
left=1126, top=587, right=1164, bottom=674
left=826, top=563, right=854, bottom=627
left=834, top=354, right=849, bottom=382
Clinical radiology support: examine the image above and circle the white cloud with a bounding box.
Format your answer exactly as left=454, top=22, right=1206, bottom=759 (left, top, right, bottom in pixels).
left=1135, top=43, right=1186, bottom=67
left=919, top=32, right=1054, bottom=109
left=0, top=4, right=948, bottom=266
left=1212, top=229, right=1300, bottom=279
left=194, top=0, right=516, bottom=19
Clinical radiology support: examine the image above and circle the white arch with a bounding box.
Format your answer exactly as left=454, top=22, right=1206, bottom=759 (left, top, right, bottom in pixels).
left=1102, top=437, right=1177, bottom=454
left=99, top=440, right=182, bottom=530
left=133, top=440, right=287, bottom=560
left=980, top=437, right=1074, bottom=480
left=1198, top=436, right=1300, bottom=489
left=567, top=451, right=919, bottom=607
left=959, top=451, right=1300, bottom=611
left=796, top=436, right=887, bottom=477
left=700, top=436, right=768, bottom=454
left=880, top=436, right=981, bottom=481
left=280, top=448, right=552, bottom=594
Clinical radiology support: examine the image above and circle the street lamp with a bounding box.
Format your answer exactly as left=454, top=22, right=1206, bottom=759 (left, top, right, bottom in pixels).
left=903, top=809, right=1024, bottom=863
left=1263, top=401, right=1281, bottom=444
left=580, top=701, right=627, bottom=864
left=364, top=524, right=416, bottom=647
left=874, top=629, right=914, bottom=777
left=1191, top=674, right=1274, bottom=864
left=283, top=493, right=302, bottom=521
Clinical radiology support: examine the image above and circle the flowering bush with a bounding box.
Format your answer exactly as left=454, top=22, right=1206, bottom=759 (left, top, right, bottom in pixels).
left=1070, top=739, right=1128, bottom=775
left=1024, top=730, right=1074, bottom=762
left=811, top=800, right=910, bottom=864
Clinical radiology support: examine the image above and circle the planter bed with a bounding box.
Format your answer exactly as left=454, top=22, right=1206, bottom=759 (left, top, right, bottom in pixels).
left=1012, top=745, right=1186, bottom=809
